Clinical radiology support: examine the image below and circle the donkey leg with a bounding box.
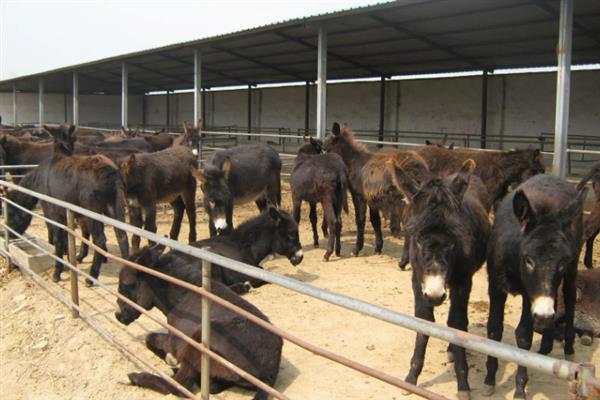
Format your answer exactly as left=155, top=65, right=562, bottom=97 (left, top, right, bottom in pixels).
left=144, top=206, right=158, bottom=245
left=129, top=206, right=143, bottom=252
left=562, top=266, right=577, bottom=359
left=255, top=197, right=268, bottom=212
left=405, top=293, right=434, bottom=387
left=483, top=280, right=507, bottom=396
left=583, top=228, right=598, bottom=268
left=292, top=196, right=302, bottom=223
left=514, top=297, right=534, bottom=399
left=77, top=220, right=90, bottom=263
left=129, top=362, right=198, bottom=397
left=398, top=235, right=410, bottom=270
left=369, top=208, right=383, bottom=254
left=309, top=202, right=319, bottom=247
left=322, top=199, right=336, bottom=261
left=183, top=189, right=197, bottom=243
left=335, top=207, right=343, bottom=257
left=86, top=221, right=107, bottom=287
left=447, top=280, right=473, bottom=394
left=351, top=192, right=366, bottom=256
left=52, top=228, right=67, bottom=282
left=169, top=197, right=185, bottom=241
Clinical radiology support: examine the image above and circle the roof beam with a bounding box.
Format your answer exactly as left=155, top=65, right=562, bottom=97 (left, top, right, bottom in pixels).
left=530, top=0, right=600, bottom=46
left=274, top=31, right=381, bottom=75
left=129, top=62, right=193, bottom=86
left=369, top=14, right=484, bottom=69
left=93, top=67, right=164, bottom=91
left=158, top=53, right=248, bottom=85
left=210, top=45, right=306, bottom=81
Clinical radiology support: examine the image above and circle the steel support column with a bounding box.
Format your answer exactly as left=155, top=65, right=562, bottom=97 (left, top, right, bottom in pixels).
left=121, top=62, right=128, bottom=129
left=193, top=49, right=202, bottom=125
left=166, top=91, right=170, bottom=131
left=12, top=84, right=17, bottom=126
left=481, top=70, right=489, bottom=149
left=316, top=26, right=327, bottom=139
left=73, top=72, right=79, bottom=126
left=378, top=76, right=386, bottom=147
left=202, top=88, right=206, bottom=125
left=141, top=94, right=146, bottom=131
left=38, top=77, right=44, bottom=126
left=247, top=84, right=252, bottom=137
left=552, top=0, right=573, bottom=178
left=305, top=81, right=310, bottom=134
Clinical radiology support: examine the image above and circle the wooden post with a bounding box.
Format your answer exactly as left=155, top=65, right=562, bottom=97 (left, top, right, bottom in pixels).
left=67, top=210, right=79, bottom=318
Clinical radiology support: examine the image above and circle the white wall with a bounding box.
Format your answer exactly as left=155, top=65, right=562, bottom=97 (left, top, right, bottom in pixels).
left=2, top=70, right=599, bottom=148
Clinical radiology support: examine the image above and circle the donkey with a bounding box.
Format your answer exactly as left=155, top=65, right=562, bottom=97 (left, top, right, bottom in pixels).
left=578, top=161, right=600, bottom=268
left=130, top=206, right=303, bottom=294
left=122, top=127, right=174, bottom=151
left=119, top=144, right=198, bottom=252
left=484, top=174, right=587, bottom=398
left=425, top=133, right=455, bottom=149
left=116, top=245, right=283, bottom=400
left=178, top=120, right=204, bottom=156
left=0, top=134, right=53, bottom=182
left=322, top=122, right=429, bottom=257
left=417, top=145, right=545, bottom=208
left=393, top=160, right=490, bottom=399
left=6, top=125, right=129, bottom=285
left=193, top=143, right=281, bottom=236
left=291, top=137, right=348, bottom=260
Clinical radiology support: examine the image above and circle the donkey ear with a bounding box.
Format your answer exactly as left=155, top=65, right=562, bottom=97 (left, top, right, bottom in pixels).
left=309, top=137, right=318, bottom=147
left=332, top=122, right=341, bottom=136
left=513, top=189, right=535, bottom=231
left=182, top=121, right=189, bottom=135
left=0, top=135, right=6, bottom=145
left=42, top=125, right=53, bottom=135
left=459, top=159, right=476, bottom=174
left=222, top=158, right=232, bottom=181
left=387, top=159, right=419, bottom=202
left=425, top=139, right=433, bottom=145
left=448, top=142, right=455, bottom=150
left=268, top=206, right=281, bottom=222
left=190, top=168, right=207, bottom=184
left=440, top=133, right=448, bottom=145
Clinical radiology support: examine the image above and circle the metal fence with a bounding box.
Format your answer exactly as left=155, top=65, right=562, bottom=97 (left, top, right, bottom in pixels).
left=1, top=177, right=599, bottom=399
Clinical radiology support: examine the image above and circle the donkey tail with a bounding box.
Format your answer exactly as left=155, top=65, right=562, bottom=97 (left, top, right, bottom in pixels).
left=337, top=173, right=349, bottom=214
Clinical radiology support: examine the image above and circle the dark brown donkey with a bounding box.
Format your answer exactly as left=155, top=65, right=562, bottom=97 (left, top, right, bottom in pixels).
left=322, top=122, right=429, bottom=257
left=417, top=145, right=545, bottom=209
left=6, top=125, right=129, bottom=286
left=393, top=159, right=490, bottom=399
left=119, top=144, right=198, bottom=252
left=291, top=137, right=348, bottom=260
left=122, top=127, right=174, bottom=151
left=116, top=244, right=283, bottom=400
left=578, top=161, right=600, bottom=268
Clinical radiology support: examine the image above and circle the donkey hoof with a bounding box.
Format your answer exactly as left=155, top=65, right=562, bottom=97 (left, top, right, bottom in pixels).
left=313, top=242, right=319, bottom=248
left=351, top=249, right=360, bottom=257
left=52, top=273, right=61, bottom=283
left=323, top=252, right=332, bottom=261
left=581, top=334, right=593, bottom=346
left=85, top=278, right=95, bottom=287
left=564, top=353, right=575, bottom=361
left=447, top=350, right=455, bottom=363
left=513, top=389, right=527, bottom=399
left=128, top=372, right=141, bottom=386
left=481, top=384, right=495, bottom=397
left=457, top=390, right=471, bottom=400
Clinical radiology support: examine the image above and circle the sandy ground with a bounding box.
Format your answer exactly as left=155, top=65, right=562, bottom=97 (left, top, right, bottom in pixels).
left=1, top=182, right=599, bottom=400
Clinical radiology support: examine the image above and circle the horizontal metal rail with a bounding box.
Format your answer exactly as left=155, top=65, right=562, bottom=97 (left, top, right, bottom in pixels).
left=1, top=179, right=596, bottom=394
left=1, top=189, right=445, bottom=400
left=0, top=164, right=39, bottom=169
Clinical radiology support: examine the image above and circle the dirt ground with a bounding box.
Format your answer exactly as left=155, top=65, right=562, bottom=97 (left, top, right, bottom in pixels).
left=1, top=182, right=599, bottom=400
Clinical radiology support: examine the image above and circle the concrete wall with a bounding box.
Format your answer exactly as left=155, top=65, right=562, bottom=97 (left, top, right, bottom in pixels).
left=2, top=70, right=599, bottom=148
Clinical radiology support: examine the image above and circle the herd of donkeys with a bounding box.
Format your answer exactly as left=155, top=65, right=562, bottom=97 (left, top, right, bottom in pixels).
left=0, top=121, right=599, bottom=399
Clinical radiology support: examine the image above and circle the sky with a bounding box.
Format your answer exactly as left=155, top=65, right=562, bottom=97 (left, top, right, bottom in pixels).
left=0, top=0, right=383, bottom=80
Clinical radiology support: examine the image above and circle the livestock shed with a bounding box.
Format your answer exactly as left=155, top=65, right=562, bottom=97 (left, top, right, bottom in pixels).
left=1, top=0, right=600, bottom=177
left=2, top=1, right=600, bottom=400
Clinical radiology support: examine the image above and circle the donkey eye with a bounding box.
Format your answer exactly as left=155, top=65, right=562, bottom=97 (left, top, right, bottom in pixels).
left=524, top=256, right=535, bottom=271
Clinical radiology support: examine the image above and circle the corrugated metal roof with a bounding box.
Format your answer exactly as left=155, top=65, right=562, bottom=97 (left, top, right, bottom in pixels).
left=1, top=0, right=599, bottom=94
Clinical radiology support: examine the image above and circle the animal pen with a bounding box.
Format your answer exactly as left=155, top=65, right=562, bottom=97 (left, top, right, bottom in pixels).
left=1, top=0, right=600, bottom=398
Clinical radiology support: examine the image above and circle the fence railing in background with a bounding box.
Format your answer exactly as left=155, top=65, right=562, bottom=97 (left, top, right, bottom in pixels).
left=1, top=178, right=599, bottom=399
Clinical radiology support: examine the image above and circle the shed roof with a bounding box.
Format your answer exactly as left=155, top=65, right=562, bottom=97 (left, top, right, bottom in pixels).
left=2, top=0, right=599, bottom=94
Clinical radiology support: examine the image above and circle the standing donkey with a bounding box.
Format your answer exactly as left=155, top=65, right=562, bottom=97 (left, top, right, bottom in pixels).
left=290, top=137, right=348, bottom=260
left=393, top=159, right=490, bottom=399
left=484, top=174, right=587, bottom=398
left=322, top=122, right=429, bottom=257
left=577, top=161, right=600, bottom=268
left=193, top=143, right=281, bottom=236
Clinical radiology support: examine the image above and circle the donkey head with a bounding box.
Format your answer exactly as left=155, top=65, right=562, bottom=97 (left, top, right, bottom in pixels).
left=115, top=244, right=166, bottom=325
left=267, top=206, right=304, bottom=266
left=513, top=185, right=587, bottom=326
left=44, top=125, right=77, bottom=155
left=298, top=136, right=323, bottom=155
left=396, top=160, right=476, bottom=306
left=192, top=158, right=233, bottom=233
left=180, top=120, right=203, bottom=155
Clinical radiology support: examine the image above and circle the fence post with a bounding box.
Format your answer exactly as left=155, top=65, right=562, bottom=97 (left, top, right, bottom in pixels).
left=573, top=363, right=597, bottom=399
left=66, top=210, right=79, bottom=318
left=3, top=198, right=9, bottom=265
left=201, top=259, right=212, bottom=399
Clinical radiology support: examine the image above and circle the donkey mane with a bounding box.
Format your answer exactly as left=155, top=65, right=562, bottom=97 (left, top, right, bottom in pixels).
left=340, top=125, right=368, bottom=154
